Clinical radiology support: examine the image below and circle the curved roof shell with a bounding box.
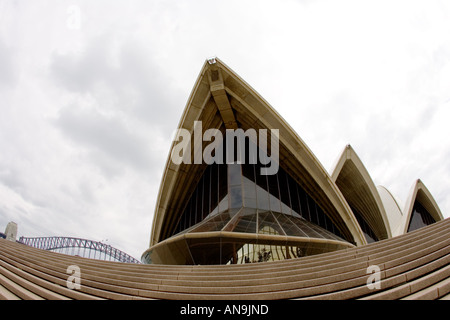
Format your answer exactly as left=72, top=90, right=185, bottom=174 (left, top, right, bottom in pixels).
left=377, top=185, right=405, bottom=237
left=331, top=144, right=392, bottom=240
left=400, top=179, right=444, bottom=235
left=148, top=58, right=367, bottom=249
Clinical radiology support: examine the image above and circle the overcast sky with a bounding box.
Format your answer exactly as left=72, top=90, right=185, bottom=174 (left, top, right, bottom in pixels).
left=1, top=0, right=449, bottom=260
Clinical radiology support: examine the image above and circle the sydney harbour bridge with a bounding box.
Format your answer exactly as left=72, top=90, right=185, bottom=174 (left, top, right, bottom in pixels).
left=18, top=236, right=141, bottom=264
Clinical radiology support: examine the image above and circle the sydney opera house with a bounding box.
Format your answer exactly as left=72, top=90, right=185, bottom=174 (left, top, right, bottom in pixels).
left=0, top=58, right=448, bottom=301
left=141, top=57, right=444, bottom=265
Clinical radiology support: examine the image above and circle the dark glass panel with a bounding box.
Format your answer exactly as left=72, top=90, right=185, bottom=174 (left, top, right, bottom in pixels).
left=298, top=187, right=310, bottom=221
left=227, top=242, right=306, bottom=264
left=245, top=137, right=258, bottom=165
left=280, top=201, right=292, bottom=216
left=254, top=163, right=269, bottom=191
left=230, top=185, right=243, bottom=208
left=174, top=163, right=226, bottom=235
left=294, top=217, right=323, bottom=238
left=226, top=209, right=257, bottom=234
left=314, top=202, right=325, bottom=229
left=243, top=177, right=257, bottom=209
left=218, top=163, right=228, bottom=213
left=218, top=163, right=228, bottom=201
left=171, top=141, right=348, bottom=243
left=407, top=201, right=436, bottom=232
left=316, top=205, right=327, bottom=231
left=311, top=218, right=345, bottom=241
left=202, top=166, right=210, bottom=220
left=273, top=212, right=308, bottom=237
left=306, top=195, right=318, bottom=225
left=194, top=184, right=200, bottom=225
left=306, top=221, right=332, bottom=239
left=221, top=238, right=258, bottom=265
left=187, top=236, right=223, bottom=265
left=228, top=164, right=243, bottom=209
left=242, top=162, right=256, bottom=182
left=287, top=176, right=301, bottom=217
left=278, top=171, right=292, bottom=215
left=321, top=206, right=342, bottom=238
left=228, top=163, right=242, bottom=186
left=198, top=172, right=204, bottom=220
left=242, top=162, right=346, bottom=241
left=267, top=173, right=281, bottom=212
left=217, top=194, right=229, bottom=213
left=184, top=197, right=191, bottom=231
left=190, top=211, right=233, bottom=233
left=210, top=164, right=219, bottom=216
left=350, top=205, right=378, bottom=243
left=256, top=182, right=271, bottom=211
left=258, top=211, right=285, bottom=235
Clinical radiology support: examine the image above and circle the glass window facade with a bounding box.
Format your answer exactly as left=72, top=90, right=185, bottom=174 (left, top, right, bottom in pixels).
left=407, top=201, right=436, bottom=232
left=156, top=135, right=355, bottom=265
left=172, top=160, right=346, bottom=242
left=173, top=163, right=229, bottom=235
left=146, top=208, right=351, bottom=265
left=350, top=205, right=378, bottom=243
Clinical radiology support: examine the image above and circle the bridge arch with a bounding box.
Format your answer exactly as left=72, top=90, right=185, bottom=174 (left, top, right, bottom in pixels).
left=18, top=236, right=140, bottom=264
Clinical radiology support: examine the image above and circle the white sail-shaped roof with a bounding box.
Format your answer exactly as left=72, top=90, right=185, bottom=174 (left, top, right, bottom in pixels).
left=401, top=179, right=444, bottom=234
left=148, top=58, right=367, bottom=248
left=331, top=145, right=391, bottom=240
